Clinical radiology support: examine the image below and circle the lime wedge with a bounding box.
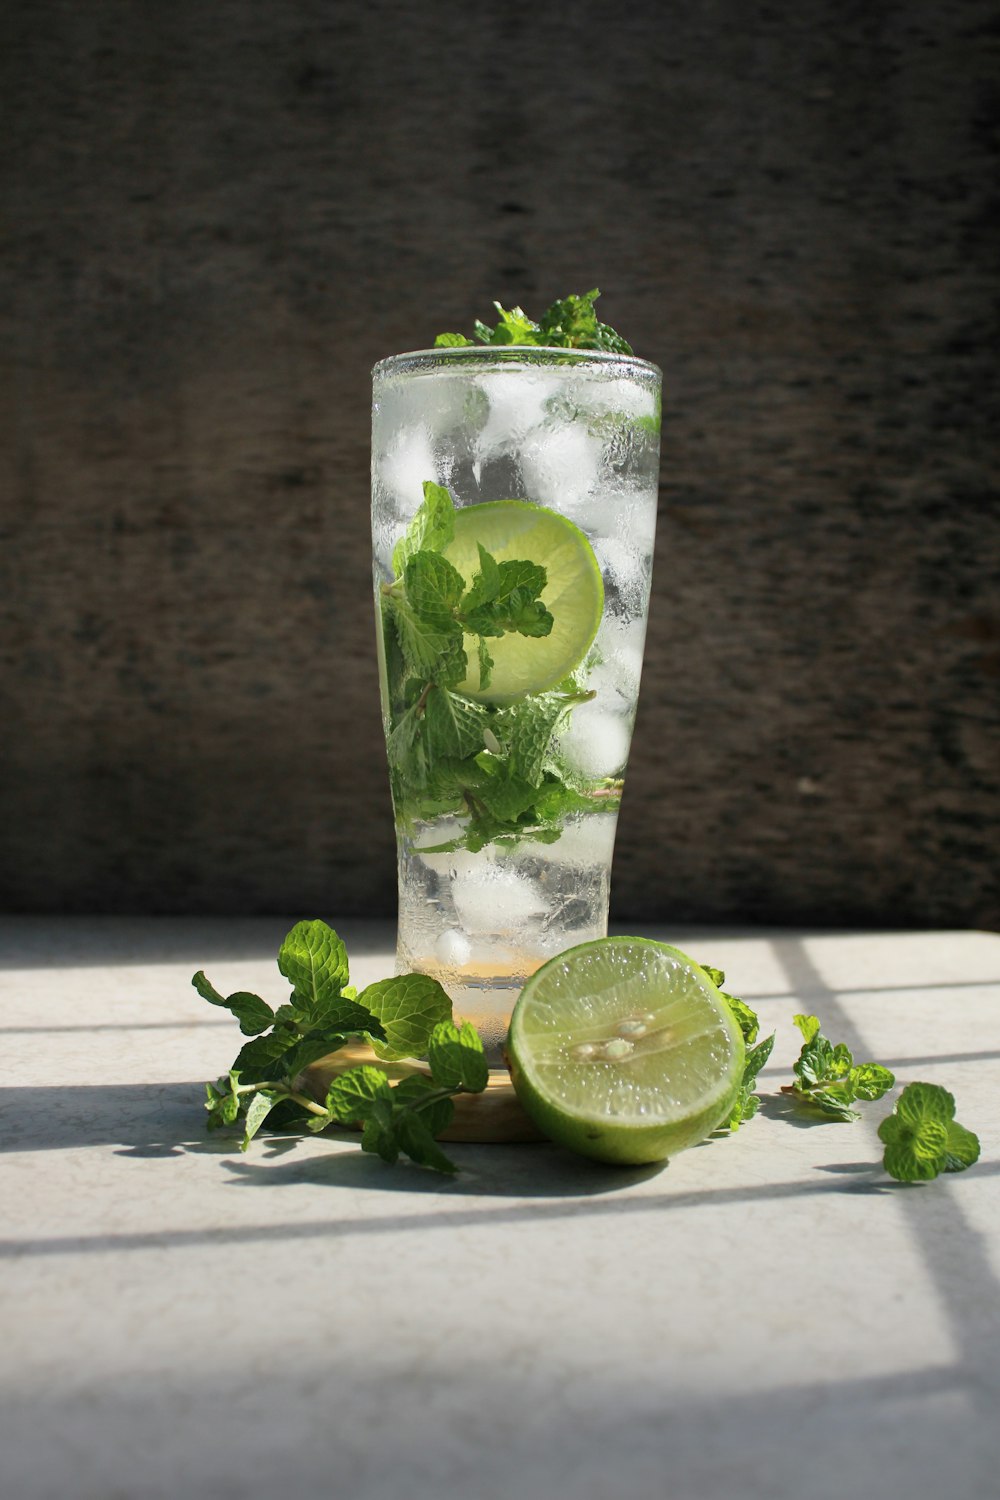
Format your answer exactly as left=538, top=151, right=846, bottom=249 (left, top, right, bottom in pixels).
left=507, top=938, right=745, bottom=1164
left=442, top=499, right=603, bottom=702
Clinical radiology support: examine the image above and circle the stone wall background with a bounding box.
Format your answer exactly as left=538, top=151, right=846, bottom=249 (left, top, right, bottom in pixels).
left=2, top=0, right=998, bottom=926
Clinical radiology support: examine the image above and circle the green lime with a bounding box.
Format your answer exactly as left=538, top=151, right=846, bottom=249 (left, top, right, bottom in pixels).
left=442, top=499, right=603, bottom=702
left=507, top=937, right=745, bottom=1165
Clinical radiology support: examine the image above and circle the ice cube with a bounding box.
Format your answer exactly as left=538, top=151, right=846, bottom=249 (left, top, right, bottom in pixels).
left=593, top=537, right=654, bottom=617
left=574, top=375, right=658, bottom=422
left=435, top=928, right=472, bottom=967
left=474, top=371, right=557, bottom=457
left=519, top=422, right=604, bottom=516
left=450, top=860, right=548, bottom=933
left=379, top=425, right=438, bottom=510
left=588, top=616, right=647, bottom=705
left=557, top=707, right=632, bottom=780
left=522, top=812, right=619, bottom=868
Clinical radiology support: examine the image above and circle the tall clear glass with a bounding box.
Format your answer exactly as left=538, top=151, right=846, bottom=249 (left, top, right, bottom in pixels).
left=372, top=347, right=661, bottom=1061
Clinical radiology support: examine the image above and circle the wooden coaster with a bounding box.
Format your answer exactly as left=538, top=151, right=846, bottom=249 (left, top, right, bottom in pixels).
left=300, top=1042, right=544, bottom=1144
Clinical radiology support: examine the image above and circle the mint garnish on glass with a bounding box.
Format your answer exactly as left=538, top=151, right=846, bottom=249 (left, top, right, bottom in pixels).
left=435, top=287, right=633, bottom=353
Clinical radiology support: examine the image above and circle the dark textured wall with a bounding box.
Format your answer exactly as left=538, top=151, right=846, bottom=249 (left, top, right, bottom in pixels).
left=2, top=1, right=998, bottom=926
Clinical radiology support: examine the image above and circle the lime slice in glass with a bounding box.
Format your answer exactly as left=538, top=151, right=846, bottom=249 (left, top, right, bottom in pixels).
left=507, top=937, right=745, bottom=1165
left=442, top=499, right=604, bottom=702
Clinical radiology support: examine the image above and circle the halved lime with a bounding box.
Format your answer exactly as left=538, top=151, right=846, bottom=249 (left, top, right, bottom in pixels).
left=507, top=937, right=745, bottom=1165
left=442, top=499, right=603, bottom=702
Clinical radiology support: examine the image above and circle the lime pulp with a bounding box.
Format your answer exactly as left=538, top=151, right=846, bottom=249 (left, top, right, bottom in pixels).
left=507, top=937, right=745, bottom=1165
left=442, top=499, right=604, bottom=702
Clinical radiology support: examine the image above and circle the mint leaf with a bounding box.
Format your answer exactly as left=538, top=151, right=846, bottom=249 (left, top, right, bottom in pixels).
left=461, top=559, right=552, bottom=640
left=427, top=1020, right=490, bottom=1093
left=279, top=1033, right=353, bottom=1080
left=897, top=1080, right=955, bottom=1127
left=495, top=691, right=591, bottom=786
left=443, top=290, right=633, bottom=355
left=325, top=1065, right=392, bottom=1125
left=273, top=991, right=384, bottom=1038
left=717, top=986, right=761, bottom=1048
left=793, top=1014, right=821, bottom=1046
left=205, top=1072, right=242, bottom=1129
left=241, top=1090, right=281, bottom=1152
left=719, top=1019, right=773, bottom=1132
left=879, top=1081, right=980, bottom=1182
left=406, top=549, right=466, bottom=615
left=849, top=1063, right=896, bottom=1101
left=477, top=636, right=494, bottom=691
left=386, top=590, right=467, bottom=683
left=434, top=332, right=474, bottom=347
left=277, top=919, right=349, bottom=1008
left=231, top=1028, right=301, bottom=1082
left=394, top=1111, right=458, bottom=1174
left=422, top=686, right=488, bottom=759
left=359, top=973, right=454, bottom=1061
left=943, top=1120, right=981, bottom=1172
left=537, top=289, right=633, bottom=354
left=475, top=768, right=540, bottom=823
left=391, top=1073, right=456, bottom=1136
left=392, top=480, right=455, bottom=577
left=474, top=303, right=540, bottom=346
left=361, top=1101, right=400, bottom=1164
left=881, top=1092, right=983, bottom=1182
left=461, top=543, right=501, bottom=612
left=788, top=1016, right=894, bottom=1121
left=192, top=973, right=275, bottom=1036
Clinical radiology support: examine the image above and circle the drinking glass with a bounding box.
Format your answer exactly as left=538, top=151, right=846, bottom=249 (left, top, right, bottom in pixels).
left=372, top=346, right=661, bottom=1061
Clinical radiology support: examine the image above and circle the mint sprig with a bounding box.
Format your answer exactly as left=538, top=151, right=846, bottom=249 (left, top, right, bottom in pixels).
left=702, top=965, right=774, bottom=1131
left=435, top=289, right=633, bottom=355
left=319, top=1021, right=489, bottom=1174
left=878, top=1082, right=980, bottom=1182
left=195, top=920, right=488, bottom=1171
left=784, top=1014, right=895, bottom=1121
left=381, top=481, right=608, bottom=853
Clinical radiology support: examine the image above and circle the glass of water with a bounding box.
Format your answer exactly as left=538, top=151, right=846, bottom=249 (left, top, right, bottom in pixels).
left=372, top=346, right=661, bottom=1061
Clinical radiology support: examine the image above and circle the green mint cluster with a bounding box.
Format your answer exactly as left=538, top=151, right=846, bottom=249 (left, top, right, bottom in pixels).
left=435, top=288, right=633, bottom=354
left=193, top=927, right=983, bottom=1186
left=381, top=481, right=606, bottom=853
left=785, top=1014, right=895, bottom=1121
left=878, top=1082, right=980, bottom=1182
left=197, top=919, right=487, bottom=1173
left=703, top=966, right=775, bottom=1131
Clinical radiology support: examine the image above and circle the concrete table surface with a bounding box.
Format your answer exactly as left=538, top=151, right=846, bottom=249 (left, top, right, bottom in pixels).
left=1, top=917, right=998, bottom=1500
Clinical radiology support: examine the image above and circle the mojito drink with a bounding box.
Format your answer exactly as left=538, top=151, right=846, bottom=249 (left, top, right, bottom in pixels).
left=372, top=345, right=660, bottom=1058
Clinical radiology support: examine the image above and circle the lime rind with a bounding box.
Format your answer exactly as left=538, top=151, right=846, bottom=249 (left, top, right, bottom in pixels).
left=442, top=499, right=604, bottom=702
left=507, top=937, right=745, bottom=1164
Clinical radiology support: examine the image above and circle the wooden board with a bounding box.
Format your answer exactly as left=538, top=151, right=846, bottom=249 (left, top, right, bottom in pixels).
left=301, top=1042, right=544, bottom=1144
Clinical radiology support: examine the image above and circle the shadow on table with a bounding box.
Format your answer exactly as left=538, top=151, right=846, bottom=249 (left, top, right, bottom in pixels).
left=0, top=915, right=393, bottom=970
left=0, top=1078, right=661, bottom=1196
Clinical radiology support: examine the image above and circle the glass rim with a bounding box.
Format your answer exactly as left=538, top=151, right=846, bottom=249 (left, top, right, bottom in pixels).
left=372, top=345, right=662, bottom=382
